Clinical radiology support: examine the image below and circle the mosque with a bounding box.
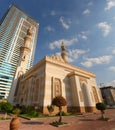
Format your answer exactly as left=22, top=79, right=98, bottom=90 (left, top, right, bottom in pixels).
left=9, top=27, right=102, bottom=114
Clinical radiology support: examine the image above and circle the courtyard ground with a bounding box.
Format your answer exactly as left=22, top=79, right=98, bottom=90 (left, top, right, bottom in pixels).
left=0, top=109, right=115, bottom=130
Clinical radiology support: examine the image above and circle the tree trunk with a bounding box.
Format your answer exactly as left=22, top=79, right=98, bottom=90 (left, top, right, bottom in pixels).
left=58, top=106, right=62, bottom=123
left=101, top=110, right=105, bottom=119
left=4, top=112, right=7, bottom=119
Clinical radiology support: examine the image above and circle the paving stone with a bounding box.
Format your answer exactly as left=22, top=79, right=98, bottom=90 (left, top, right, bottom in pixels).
left=0, top=109, right=115, bottom=130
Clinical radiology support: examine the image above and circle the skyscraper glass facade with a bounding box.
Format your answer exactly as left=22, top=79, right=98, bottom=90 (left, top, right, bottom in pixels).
left=0, top=4, right=38, bottom=99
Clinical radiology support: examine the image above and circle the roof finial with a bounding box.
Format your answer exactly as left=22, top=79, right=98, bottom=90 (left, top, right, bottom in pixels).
left=61, top=41, right=66, bottom=51
left=61, top=41, right=68, bottom=63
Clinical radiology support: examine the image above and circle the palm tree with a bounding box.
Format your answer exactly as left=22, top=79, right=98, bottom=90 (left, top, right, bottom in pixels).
left=52, top=96, right=66, bottom=123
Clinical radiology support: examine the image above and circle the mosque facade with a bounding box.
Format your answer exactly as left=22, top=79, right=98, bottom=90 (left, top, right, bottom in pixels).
left=12, top=41, right=102, bottom=114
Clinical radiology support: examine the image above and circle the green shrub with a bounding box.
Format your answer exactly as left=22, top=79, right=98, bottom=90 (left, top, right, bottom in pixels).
left=21, top=106, right=32, bottom=114
left=1, top=102, right=13, bottom=113
left=28, top=110, right=38, bottom=117
left=71, top=108, right=77, bottom=113
left=96, top=102, right=107, bottom=119
left=56, top=111, right=67, bottom=116
left=0, top=102, right=2, bottom=111
left=96, top=102, right=106, bottom=111
left=51, top=121, right=68, bottom=127
left=0, top=102, right=13, bottom=119
left=12, top=108, right=21, bottom=116
left=47, top=105, right=54, bottom=115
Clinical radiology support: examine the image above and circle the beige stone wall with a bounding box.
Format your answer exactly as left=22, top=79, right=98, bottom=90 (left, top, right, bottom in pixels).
left=43, top=62, right=69, bottom=107
left=110, top=89, right=115, bottom=101
left=42, top=106, right=67, bottom=114
left=14, top=57, right=102, bottom=113
left=15, top=63, right=46, bottom=107
left=68, top=75, right=80, bottom=106
left=68, top=72, right=101, bottom=109
left=67, top=106, right=98, bottom=113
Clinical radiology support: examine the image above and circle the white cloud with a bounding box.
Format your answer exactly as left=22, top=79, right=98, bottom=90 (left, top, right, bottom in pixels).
left=67, top=49, right=88, bottom=62
left=81, top=55, right=112, bottom=67
left=105, top=80, right=115, bottom=87
left=105, top=0, right=115, bottom=11
left=108, top=66, right=115, bottom=71
left=113, top=16, right=115, bottom=21
left=78, top=31, right=89, bottom=40
left=81, top=61, right=93, bottom=67
left=106, top=46, right=115, bottom=54
left=98, top=22, right=111, bottom=37
left=49, top=38, right=78, bottom=50
left=83, top=9, right=90, bottom=15
left=67, top=57, right=74, bottom=63
left=45, top=26, right=55, bottom=32
left=112, top=49, right=115, bottom=54
left=59, top=16, right=70, bottom=29
left=88, top=2, right=93, bottom=6
left=79, top=35, right=87, bottom=40
left=51, top=11, right=56, bottom=16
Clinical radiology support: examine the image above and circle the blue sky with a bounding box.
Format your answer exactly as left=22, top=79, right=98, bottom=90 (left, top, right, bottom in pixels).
left=0, top=0, right=115, bottom=86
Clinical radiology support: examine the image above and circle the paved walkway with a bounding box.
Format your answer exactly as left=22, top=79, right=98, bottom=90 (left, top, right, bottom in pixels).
left=0, top=109, right=115, bottom=130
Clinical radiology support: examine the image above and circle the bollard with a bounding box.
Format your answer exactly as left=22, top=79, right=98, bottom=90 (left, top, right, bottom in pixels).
left=10, top=117, right=20, bottom=130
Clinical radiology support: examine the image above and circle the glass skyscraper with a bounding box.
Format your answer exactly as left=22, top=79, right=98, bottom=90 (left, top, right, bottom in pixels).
left=0, top=4, right=39, bottom=99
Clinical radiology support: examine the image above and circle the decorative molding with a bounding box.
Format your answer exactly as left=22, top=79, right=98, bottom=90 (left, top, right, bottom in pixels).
left=52, top=77, right=62, bottom=97
left=79, top=77, right=87, bottom=83
left=46, top=55, right=65, bottom=63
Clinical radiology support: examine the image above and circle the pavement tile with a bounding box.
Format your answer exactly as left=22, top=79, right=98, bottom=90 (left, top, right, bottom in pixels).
left=0, top=109, right=115, bottom=130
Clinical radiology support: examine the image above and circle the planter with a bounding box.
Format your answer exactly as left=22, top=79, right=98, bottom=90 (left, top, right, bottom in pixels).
left=50, top=121, right=70, bottom=127
left=10, top=117, right=20, bottom=130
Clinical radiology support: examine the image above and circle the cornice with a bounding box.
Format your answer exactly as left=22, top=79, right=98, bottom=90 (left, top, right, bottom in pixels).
left=45, top=56, right=95, bottom=78
left=23, top=55, right=96, bottom=80
left=67, top=71, right=90, bottom=79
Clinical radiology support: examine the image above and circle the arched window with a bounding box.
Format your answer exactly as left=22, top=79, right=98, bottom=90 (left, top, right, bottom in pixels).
left=81, top=83, right=89, bottom=106
left=92, top=86, right=99, bottom=103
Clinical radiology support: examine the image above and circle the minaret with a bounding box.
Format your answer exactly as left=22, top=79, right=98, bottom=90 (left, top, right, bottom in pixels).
left=61, top=41, right=68, bottom=63
left=18, top=27, right=32, bottom=70
left=8, top=27, right=33, bottom=103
